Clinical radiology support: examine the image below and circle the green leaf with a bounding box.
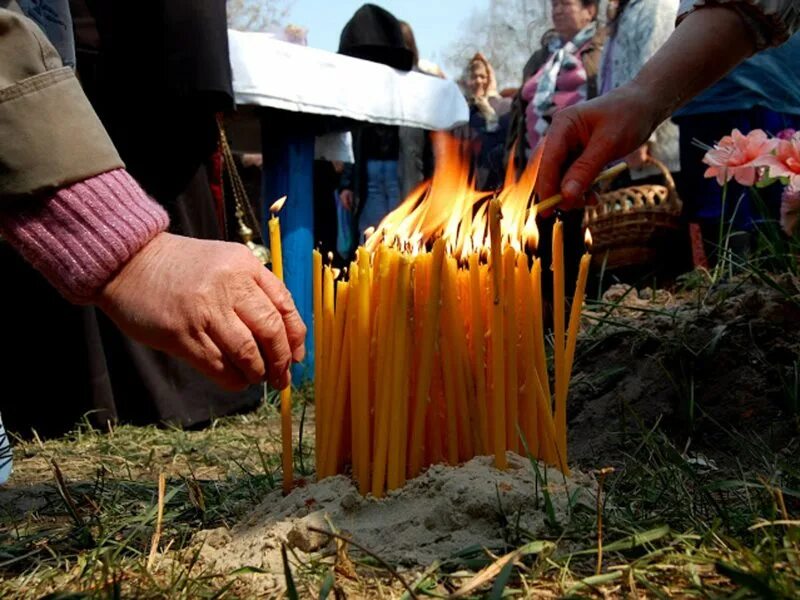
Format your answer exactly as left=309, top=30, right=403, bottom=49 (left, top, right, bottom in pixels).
left=282, top=543, right=299, bottom=600
left=318, top=570, right=335, bottom=600
left=566, top=571, right=623, bottom=594
left=571, top=525, right=670, bottom=556
left=488, top=558, right=516, bottom=600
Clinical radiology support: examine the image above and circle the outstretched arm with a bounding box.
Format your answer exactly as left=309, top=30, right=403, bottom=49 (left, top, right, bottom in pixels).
left=538, top=6, right=758, bottom=207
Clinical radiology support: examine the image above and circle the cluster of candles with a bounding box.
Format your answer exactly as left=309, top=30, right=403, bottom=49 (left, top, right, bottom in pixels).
left=294, top=136, right=620, bottom=499
left=269, top=136, right=624, bottom=498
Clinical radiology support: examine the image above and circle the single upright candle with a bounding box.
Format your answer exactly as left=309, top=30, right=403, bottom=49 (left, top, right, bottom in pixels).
left=268, top=196, right=293, bottom=494
left=468, top=252, right=489, bottom=455
left=502, top=245, right=519, bottom=453
left=565, top=230, right=592, bottom=382
left=488, top=198, right=507, bottom=470
left=408, top=239, right=445, bottom=478
left=551, top=219, right=567, bottom=469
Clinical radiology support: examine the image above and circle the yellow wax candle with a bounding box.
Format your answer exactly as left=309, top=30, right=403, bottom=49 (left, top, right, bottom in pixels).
left=318, top=265, right=335, bottom=474
left=439, top=258, right=461, bottom=465
left=312, top=250, right=323, bottom=470
left=371, top=249, right=399, bottom=497
left=408, top=239, right=445, bottom=478
left=428, top=351, right=445, bottom=467
left=516, top=252, right=539, bottom=456
left=552, top=220, right=567, bottom=471
left=444, top=257, right=474, bottom=461
left=387, top=255, right=411, bottom=491
left=565, top=244, right=591, bottom=380
left=348, top=266, right=363, bottom=488
left=531, top=258, right=558, bottom=467
left=323, top=281, right=351, bottom=478
left=488, top=198, right=507, bottom=470
left=268, top=207, right=293, bottom=494
left=468, top=252, right=490, bottom=455
left=352, top=248, right=372, bottom=494
left=503, top=245, right=519, bottom=454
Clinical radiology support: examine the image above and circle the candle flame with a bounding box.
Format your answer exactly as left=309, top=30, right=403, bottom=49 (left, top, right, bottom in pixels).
left=270, top=195, right=288, bottom=215
left=585, top=228, right=593, bottom=250
left=365, top=132, right=545, bottom=257
left=332, top=268, right=341, bottom=280
left=327, top=251, right=334, bottom=263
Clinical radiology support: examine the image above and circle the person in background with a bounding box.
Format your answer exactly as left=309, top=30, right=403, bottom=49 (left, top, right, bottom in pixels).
left=672, top=31, right=800, bottom=264
left=537, top=2, right=800, bottom=221
left=398, top=20, right=435, bottom=200
left=506, top=0, right=604, bottom=170
left=461, top=53, right=511, bottom=191
left=337, top=5, right=418, bottom=241
left=506, top=0, right=604, bottom=303
left=600, top=0, right=680, bottom=178
left=0, top=1, right=305, bottom=436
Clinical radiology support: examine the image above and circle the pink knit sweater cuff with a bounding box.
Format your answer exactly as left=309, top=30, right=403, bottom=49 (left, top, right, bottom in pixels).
left=0, top=169, right=169, bottom=303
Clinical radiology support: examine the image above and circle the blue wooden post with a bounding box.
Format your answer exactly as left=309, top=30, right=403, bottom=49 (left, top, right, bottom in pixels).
left=261, top=119, right=315, bottom=384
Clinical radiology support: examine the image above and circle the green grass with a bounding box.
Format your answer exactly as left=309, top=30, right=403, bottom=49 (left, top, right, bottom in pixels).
left=0, top=388, right=796, bottom=598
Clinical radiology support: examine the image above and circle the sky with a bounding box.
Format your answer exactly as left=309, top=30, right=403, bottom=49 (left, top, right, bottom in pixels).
left=288, top=0, right=487, bottom=72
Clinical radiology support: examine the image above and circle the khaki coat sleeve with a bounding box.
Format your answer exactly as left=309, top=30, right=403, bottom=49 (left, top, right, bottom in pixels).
left=0, top=6, right=122, bottom=199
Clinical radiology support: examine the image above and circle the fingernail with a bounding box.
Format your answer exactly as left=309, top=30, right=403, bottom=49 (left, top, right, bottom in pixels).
left=564, top=180, right=582, bottom=200
left=292, top=345, right=306, bottom=362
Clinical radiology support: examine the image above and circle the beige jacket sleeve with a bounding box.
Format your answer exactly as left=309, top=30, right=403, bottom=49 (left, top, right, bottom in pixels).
left=0, top=6, right=122, bottom=200
left=678, top=0, right=800, bottom=48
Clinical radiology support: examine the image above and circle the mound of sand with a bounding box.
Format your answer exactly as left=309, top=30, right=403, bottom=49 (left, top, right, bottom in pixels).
left=195, top=453, right=594, bottom=582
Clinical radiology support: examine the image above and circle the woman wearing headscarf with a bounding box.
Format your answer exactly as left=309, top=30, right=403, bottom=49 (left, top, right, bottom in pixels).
left=505, top=0, right=604, bottom=304
left=506, top=0, right=604, bottom=171
left=462, top=53, right=511, bottom=190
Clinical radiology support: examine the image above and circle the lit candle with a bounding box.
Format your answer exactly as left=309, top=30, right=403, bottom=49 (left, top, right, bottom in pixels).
left=323, top=280, right=351, bottom=478
left=268, top=196, right=293, bottom=494
left=531, top=258, right=557, bottom=466
left=318, top=262, right=335, bottom=473
left=503, top=245, right=519, bottom=454
left=488, top=198, right=507, bottom=470
left=516, top=252, right=538, bottom=455
left=468, top=252, right=489, bottom=455
left=439, top=258, right=461, bottom=465
left=387, top=255, right=411, bottom=491
left=565, top=230, right=591, bottom=378
left=408, top=239, right=445, bottom=478
left=372, top=248, right=399, bottom=497
left=552, top=219, right=567, bottom=470
left=352, top=248, right=372, bottom=494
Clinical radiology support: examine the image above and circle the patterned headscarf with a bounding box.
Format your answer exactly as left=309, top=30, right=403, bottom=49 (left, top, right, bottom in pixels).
left=522, top=22, right=598, bottom=149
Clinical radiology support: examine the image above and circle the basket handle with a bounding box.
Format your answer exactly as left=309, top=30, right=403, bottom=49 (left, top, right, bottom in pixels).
left=645, top=156, right=677, bottom=195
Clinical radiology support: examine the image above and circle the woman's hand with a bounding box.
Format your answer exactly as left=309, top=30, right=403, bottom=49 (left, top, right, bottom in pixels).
left=537, top=83, right=659, bottom=210
left=97, top=233, right=307, bottom=391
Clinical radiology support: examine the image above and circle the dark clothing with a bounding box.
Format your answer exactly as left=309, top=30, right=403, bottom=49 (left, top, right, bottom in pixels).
left=468, top=97, right=512, bottom=191
left=0, top=0, right=260, bottom=437
left=338, top=3, right=413, bottom=72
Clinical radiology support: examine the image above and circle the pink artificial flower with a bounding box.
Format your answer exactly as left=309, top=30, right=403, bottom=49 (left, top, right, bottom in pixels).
left=702, top=128, right=777, bottom=186
left=762, top=132, right=800, bottom=192
left=777, top=128, right=797, bottom=141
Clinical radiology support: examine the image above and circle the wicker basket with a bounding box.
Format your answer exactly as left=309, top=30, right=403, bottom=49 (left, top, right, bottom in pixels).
left=584, top=157, right=682, bottom=269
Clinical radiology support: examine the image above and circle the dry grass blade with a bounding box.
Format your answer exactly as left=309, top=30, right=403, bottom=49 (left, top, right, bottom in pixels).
left=449, top=541, right=551, bottom=598
left=147, top=472, right=166, bottom=570
left=306, top=526, right=418, bottom=599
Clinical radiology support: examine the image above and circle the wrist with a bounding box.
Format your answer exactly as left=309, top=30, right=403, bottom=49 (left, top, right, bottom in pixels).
left=0, top=169, right=169, bottom=304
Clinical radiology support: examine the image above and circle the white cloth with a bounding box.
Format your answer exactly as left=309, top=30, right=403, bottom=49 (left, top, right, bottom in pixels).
left=228, top=30, right=469, bottom=130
